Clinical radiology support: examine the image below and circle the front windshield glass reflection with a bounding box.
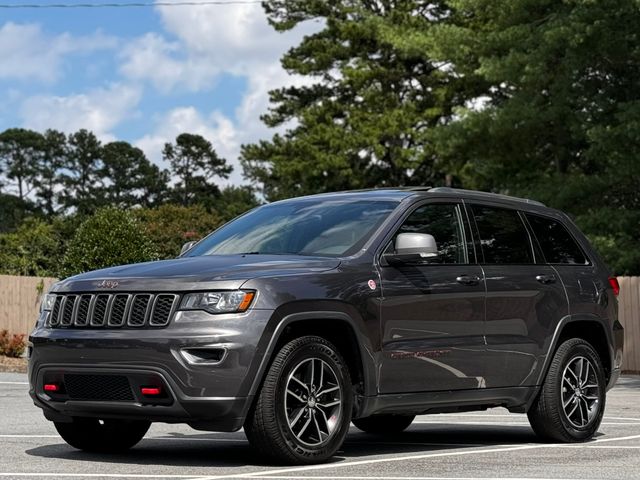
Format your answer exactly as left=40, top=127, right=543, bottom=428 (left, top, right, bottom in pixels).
left=186, top=199, right=398, bottom=258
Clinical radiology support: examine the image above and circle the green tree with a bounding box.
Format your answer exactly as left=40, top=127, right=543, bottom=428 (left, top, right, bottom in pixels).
left=62, top=207, right=157, bottom=277
left=34, top=129, right=67, bottom=215
left=241, top=1, right=474, bottom=200
left=134, top=204, right=223, bottom=259
left=101, top=141, right=169, bottom=208
left=0, top=193, right=40, bottom=234
left=215, top=186, right=261, bottom=221
left=163, top=133, right=232, bottom=207
left=423, top=0, right=640, bottom=274
left=0, top=128, right=44, bottom=201
left=60, top=129, right=104, bottom=214
left=0, top=218, right=62, bottom=277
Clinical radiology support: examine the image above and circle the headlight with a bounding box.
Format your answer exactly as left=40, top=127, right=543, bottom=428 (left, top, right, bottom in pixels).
left=179, top=291, right=255, bottom=314
left=40, top=294, right=56, bottom=312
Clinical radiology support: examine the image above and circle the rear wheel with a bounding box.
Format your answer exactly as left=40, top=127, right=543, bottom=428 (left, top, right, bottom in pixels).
left=244, top=335, right=353, bottom=464
left=352, top=414, right=415, bottom=434
left=54, top=418, right=150, bottom=452
left=528, top=338, right=605, bottom=442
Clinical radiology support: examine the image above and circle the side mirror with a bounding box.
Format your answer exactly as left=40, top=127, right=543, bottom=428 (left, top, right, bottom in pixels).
left=384, top=233, right=438, bottom=265
left=180, top=240, right=197, bottom=256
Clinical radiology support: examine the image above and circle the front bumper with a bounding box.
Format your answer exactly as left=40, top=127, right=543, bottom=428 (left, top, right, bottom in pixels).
left=29, top=308, right=274, bottom=431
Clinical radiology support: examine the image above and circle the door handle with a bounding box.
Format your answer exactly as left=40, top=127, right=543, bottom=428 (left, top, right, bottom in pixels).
left=456, top=275, right=481, bottom=286
left=536, top=274, right=557, bottom=284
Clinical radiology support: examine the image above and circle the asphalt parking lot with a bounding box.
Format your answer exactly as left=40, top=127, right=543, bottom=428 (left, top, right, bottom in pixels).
left=1, top=372, right=639, bottom=480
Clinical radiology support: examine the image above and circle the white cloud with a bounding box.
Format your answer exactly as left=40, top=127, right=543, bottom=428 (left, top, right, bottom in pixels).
left=124, top=1, right=321, bottom=186
left=120, top=1, right=320, bottom=90
left=0, top=22, right=117, bottom=82
left=119, top=33, right=219, bottom=93
left=20, top=84, right=142, bottom=141
left=135, top=107, right=242, bottom=184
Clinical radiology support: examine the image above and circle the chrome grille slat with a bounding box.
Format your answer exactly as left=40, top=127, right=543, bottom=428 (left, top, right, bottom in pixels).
left=49, top=293, right=177, bottom=329
left=108, top=294, right=131, bottom=327
left=128, top=294, right=152, bottom=327
left=91, top=294, right=110, bottom=326
left=74, top=295, right=92, bottom=326
left=149, top=294, right=178, bottom=326
left=49, top=296, right=63, bottom=327
left=60, top=295, right=77, bottom=326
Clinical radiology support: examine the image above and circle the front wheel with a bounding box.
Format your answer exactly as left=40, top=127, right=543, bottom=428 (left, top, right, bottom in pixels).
left=244, top=335, right=353, bottom=464
left=54, top=418, right=150, bottom=452
left=528, top=338, right=606, bottom=442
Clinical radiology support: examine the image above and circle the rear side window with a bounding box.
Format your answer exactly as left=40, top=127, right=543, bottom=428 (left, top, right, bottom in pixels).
left=526, top=214, right=588, bottom=265
left=471, top=205, right=534, bottom=264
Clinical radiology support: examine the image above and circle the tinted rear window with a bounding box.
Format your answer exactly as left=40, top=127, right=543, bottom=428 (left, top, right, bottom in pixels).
left=471, top=205, right=534, bottom=264
left=526, top=214, right=588, bottom=265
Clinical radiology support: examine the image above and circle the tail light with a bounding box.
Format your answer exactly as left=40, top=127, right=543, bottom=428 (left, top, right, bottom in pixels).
left=608, top=276, right=620, bottom=296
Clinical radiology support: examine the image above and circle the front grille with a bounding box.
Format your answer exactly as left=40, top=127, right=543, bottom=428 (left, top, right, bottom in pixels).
left=128, top=294, right=151, bottom=327
left=64, top=374, right=134, bottom=401
left=60, top=295, right=76, bottom=326
left=108, top=294, right=130, bottom=327
left=48, top=293, right=178, bottom=329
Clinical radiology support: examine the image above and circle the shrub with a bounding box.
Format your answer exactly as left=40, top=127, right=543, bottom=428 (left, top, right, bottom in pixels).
left=0, top=330, right=26, bottom=358
left=133, top=204, right=223, bottom=259
left=61, top=207, right=158, bottom=277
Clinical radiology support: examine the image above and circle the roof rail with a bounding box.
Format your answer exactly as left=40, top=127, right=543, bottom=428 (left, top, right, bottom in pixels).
left=428, top=187, right=545, bottom=207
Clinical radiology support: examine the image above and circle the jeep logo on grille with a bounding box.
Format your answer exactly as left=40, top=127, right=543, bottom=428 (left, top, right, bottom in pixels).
left=95, top=280, right=119, bottom=289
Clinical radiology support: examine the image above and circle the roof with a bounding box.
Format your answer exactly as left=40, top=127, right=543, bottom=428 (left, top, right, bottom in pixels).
left=278, top=187, right=545, bottom=207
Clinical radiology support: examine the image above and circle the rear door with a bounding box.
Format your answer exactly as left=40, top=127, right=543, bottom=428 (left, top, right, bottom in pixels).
left=524, top=212, right=605, bottom=320
left=468, top=203, right=568, bottom=389
left=378, top=200, right=487, bottom=393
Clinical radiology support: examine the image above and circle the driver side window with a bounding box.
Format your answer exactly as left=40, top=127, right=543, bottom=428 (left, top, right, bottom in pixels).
left=388, top=203, right=467, bottom=264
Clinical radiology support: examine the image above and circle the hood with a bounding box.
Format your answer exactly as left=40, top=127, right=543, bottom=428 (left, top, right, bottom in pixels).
left=52, top=255, right=341, bottom=293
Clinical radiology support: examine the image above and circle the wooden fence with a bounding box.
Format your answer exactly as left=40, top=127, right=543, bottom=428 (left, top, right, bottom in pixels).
left=0, top=274, right=638, bottom=372
left=0, top=275, right=58, bottom=337
left=619, top=276, right=640, bottom=374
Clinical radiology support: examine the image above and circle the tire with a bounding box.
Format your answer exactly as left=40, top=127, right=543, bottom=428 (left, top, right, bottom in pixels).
left=528, top=338, right=606, bottom=442
left=352, top=414, right=415, bottom=434
left=54, top=418, right=150, bottom=453
left=244, top=335, right=353, bottom=465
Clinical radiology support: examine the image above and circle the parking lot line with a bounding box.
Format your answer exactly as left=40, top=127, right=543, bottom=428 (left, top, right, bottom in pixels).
left=195, top=433, right=640, bottom=480
left=0, top=381, right=29, bottom=385
left=255, top=477, right=610, bottom=480
left=411, top=420, right=640, bottom=426
left=0, top=476, right=608, bottom=480
left=0, top=475, right=207, bottom=479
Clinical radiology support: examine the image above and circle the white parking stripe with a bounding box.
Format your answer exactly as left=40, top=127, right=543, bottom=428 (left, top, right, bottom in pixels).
left=0, top=475, right=206, bottom=478
left=412, top=421, right=640, bottom=426
left=1, top=434, right=638, bottom=479
left=255, top=477, right=608, bottom=480
left=195, top=433, right=640, bottom=480
left=0, top=381, right=29, bottom=385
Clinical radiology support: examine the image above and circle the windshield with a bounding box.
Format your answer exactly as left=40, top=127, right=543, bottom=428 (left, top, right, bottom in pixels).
left=186, top=198, right=398, bottom=258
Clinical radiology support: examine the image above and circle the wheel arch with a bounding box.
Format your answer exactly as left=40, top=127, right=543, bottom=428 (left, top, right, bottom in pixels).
left=526, top=314, right=614, bottom=412
left=245, top=310, right=377, bottom=409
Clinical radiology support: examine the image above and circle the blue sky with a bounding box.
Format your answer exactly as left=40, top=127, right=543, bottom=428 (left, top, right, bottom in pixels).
left=0, top=1, right=317, bottom=184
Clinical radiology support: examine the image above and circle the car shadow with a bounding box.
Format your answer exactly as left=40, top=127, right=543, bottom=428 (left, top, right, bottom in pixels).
left=25, top=423, right=543, bottom=468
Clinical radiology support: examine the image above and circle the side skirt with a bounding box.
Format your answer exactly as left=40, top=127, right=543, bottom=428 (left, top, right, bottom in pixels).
left=355, top=386, right=535, bottom=418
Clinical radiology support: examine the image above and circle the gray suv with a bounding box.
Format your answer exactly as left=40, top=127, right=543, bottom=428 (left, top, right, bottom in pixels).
left=29, top=187, right=624, bottom=464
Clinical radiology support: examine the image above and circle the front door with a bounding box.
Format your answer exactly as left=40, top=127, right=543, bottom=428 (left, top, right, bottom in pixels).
left=378, top=201, right=487, bottom=393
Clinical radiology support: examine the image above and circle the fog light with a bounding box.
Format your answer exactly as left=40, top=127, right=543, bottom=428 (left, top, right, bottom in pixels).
left=43, top=383, right=59, bottom=392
